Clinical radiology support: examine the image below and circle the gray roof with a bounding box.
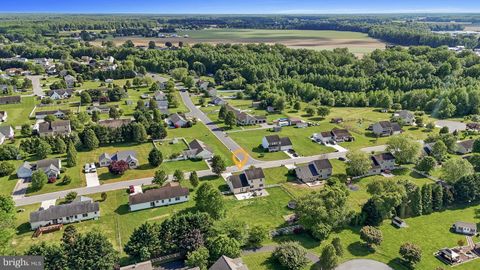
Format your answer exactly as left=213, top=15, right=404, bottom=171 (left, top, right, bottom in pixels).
left=0, top=96, right=21, bottom=103
left=264, top=135, right=281, bottom=144
left=244, top=167, right=265, bottom=180
left=457, top=139, right=475, bottom=150
left=0, top=126, right=13, bottom=136
left=98, top=118, right=132, bottom=128
left=280, top=137, right=292, bottom=147
left=35, top=109, right=70, bottom=116
left=371, top=153, right=395, bottom=167
left=454, top=221, right=477, bottom=230
left=209, top=255, right=248, bottom=270
left=188, top=139, right=213, bottom=155
left=331, top=128, right=352, bottom=138
left=47, top=89, right=73, bottom=97
left=169, top=113, right=186, bottom=123
left=154, top=91, right=167, bottom=100
left=295, top=159, right=332, bottom=180
left=36, top=159, right=61, bottom=171
left=129, top=183, right=189, bottom=205
left=38, top=120, right=70, bottom=133
left=120, top=261, right=153, bottom=270
left=397, top=110, right=415, bottom=119
left=313, top=159, right=333, bottom=170
left=100, top=151, right=137, bottom=163
left=30, top=199, right=99, bottom=223
left=228, top=174, right=249, bottom=189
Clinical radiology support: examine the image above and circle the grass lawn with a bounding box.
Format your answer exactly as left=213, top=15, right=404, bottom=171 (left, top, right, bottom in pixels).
left=0, top=160, right=23, bottom=197
left=229, top=126, right=334, bottom=161
left=2, top=96, right=36, bottom=126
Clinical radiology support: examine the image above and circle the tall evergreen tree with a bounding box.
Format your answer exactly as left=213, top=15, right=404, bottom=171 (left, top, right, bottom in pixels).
left=66, top=141, right=77, bottom=167
left=411, top=186, right=423, bottom=217
left=421, top=184, right=433, bottom=215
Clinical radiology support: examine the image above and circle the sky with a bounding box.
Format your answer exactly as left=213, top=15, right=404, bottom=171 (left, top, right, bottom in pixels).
left=1, top=0, right=480, bottom=14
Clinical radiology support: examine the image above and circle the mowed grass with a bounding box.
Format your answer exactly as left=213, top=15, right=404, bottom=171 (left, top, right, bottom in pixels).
left=2, top=96, right=36, bottom=126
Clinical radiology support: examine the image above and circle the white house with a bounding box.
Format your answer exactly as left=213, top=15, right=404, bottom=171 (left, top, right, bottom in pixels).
left=453, top=221, right=477, bottom=235
left=393, top=110, right=416, bottom=125
left=368, top=152, right=396, bottom=175
left=167, top=113, right=188, bottom=128
left=372, top=121, right=403, bottom=136
left=129, top=183, right=189, bottom=211
left=46, top=89, right=73, bottom=100
left=0, top=126, right=14, bottom=144
left=99, top=151, right=138, bottom=168
left=183, top=139, right=214, bottom=160
left=0, top=111, right=7, bottom=122
left=29, top=197, right=99, bottom=230
left=456, top=139, right=475, bottom=154
left=35, top=109, right=70, bottom=120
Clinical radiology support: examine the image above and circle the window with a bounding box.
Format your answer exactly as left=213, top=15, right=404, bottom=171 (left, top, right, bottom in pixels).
left=66, top=217, right=69, bottom=221
left=150, top=202, right=155, bottom=207
left=82, top=213, right=88, bottom=217
left=74, top=215, right=77, bottom=219
left=168, top=198, right=171, bottom=202
left=161, top=199, right=164, bottom=203
left=259, top=184, right=264, bottom=187
left=175, top=197, right=180, bottom=201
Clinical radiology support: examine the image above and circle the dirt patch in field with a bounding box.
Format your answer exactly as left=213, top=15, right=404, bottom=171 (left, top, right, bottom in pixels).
left=91, top=36, right=385, bottom=56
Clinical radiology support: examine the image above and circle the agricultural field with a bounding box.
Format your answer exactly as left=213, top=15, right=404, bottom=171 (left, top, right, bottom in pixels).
left=91, top=29, right=386, bottom=55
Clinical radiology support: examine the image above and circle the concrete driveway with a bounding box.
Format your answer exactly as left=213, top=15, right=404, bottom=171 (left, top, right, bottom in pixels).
left=435, top=120, right=466, bottom=133
left=335, top=259, right=393, bottom=270
left=26, top=75, right=44, bottom=97
left=85, top=172, right=100, bottom=187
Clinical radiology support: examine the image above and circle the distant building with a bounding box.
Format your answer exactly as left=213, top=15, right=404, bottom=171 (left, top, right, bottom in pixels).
left=98, top=118, right=132, bottom=128
left=453, top=221, right=477, bottom=235
left=466, top=122, right=480, bottom=132
left=183, top=139, right=214, bottom=160
left=38, top=120, right=71, bottom=137
left=0, top=111, right=6, bottom=122
left=295, top=159, right=333, bottom=183
left=330, top=118, right=343, bottom=124
left=0, top=96, right=21, bottom=105
left=209, top=255, right=249, bottom=270
left=30, top=196, right=99, bottom=230
left=64, top=75, right=76, bottom=88
left=456, top=139, right=475, bottom=154
left=212, top=97, right=227, bottom=106
left=35, top=109, right=70, bottom=120
left=0, top=125, right=14, bottom=144
left=167, top=113, right=188, bottom=128
left=86, top=105, right=114, bottom=114
left=313, top=128, right=354, bottom=144
left=227, top=167, right=265, bottom=195
left=225, top=104, right=266, bottom=126
left=46, top=89, right=74, bottom=100
left=120, top=261, right=153, bottom=270
left=129, top=183, right=189, bottom=211
left=393, top=110, right=416, bottom=125
left=99, top=151, right=139, bottom=168
left=372, top=121, right=403, bottom=136
left=261, top=135, right=293, bottom=152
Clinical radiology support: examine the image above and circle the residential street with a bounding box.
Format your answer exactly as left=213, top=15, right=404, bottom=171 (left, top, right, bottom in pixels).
left=26, top=75, right=44, bottom=97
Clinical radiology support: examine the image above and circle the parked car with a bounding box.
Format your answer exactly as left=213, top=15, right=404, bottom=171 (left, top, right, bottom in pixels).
left=84, top=163, right=91, bottom=173
left=90, top=163, right=97, bottom=172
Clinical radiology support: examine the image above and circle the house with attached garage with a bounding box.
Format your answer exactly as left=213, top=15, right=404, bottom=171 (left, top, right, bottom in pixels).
left=17, top=159, right=62, bottom=179
left=29, top=196, right=99, bottom=230
left=456, top=139, right=475, bottom=154
left=35, top=109, right=70, bottom=120
left=0, top=111, right=7, bottom=122
left=211, top=97, right=227, bottom=106
left=183, top=139, right=214, bottom=160
left=393, top=110, right=416, bottom=125
left=453, top=221, right=477, bottom=235
left=46, top=89, right=74, bottom=100
left=372, top=121, right=403, bottom=136
left=99, top=150, right=139, bottom=168
left=295, top=159, right=333, bottom=183
left=0, top=125, right=14, bottom=145
left=128, top=182, right=190, bottom=211
left=37, top=120, right=71, bottom=137
left=86, top=104, right=118, bottom=114
left=262, top=135, right=293, bottom=152
left=368, top=152, right=396, bottom=175
left=227, top=167, right=265, bottom=195
left=225, top=104, right=266, bottom=126
left=167, top=113, right=188, bottom=128
left=0, top=95, right=21, bottom=105
left=64, top=74, right=76, bottom=88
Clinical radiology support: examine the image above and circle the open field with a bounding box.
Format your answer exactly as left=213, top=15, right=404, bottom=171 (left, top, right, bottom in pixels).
left=91, top=29, right=386, bottom=55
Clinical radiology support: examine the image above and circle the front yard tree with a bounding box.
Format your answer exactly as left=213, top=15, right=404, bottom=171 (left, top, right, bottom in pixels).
left=108, top=160, right=129, bottom=175
left=83, top=129, right=99, bottom=150
left=272, top=241, right=309, bottom=270
left=207, top=235, right=241, bottom=262
left=399, top=243, right=422, bottom=268
left=186, top=246, right=209, bottom=270
left=305, top=106, right=315, bottom=116
left=386, top=135, right=421, bottom=164
left=331, top=237, right=343, bottom=257
left=21, top=124, right=32, bottom=137
left=149, top=122, right=167, bottom=139
left=189, top=171, right=199, bottom=187
left=346, top=150, right=371, bottom=177
left=317, top=106, right=330, bottom=118
left=224, top=110, right=236, bottom=129
left=173, top=169, right=184, bottom=182
left=431, top=141, right=448, bottom=162
left=31, top=170, right=48, bottom=191
left=66, top=141, right=77, bottom=167
left=65, top=192, right=78, bottom=203
left=36, top=139, right=52, bottom=159
left=319, top=244, right=339, bottom=270
left=218, top=105, right=227, bottom=120
left=442, top=158, right=474, bottom=183
left=124, top=222, right=160, bottom=260
left=247, top=225, right=269, bottom=248
left=211, top=155, right=226, bottom=175
left=195, top=182, right=225, bottom=219
left=0, top=162, right=15, bottom=177
left=148, top=148, right=163, bottom=167
left=153, top=170, right=168, bottom=186
left=360, top=226, right=383, bottom=250
left=415, top=156, right=436, bottom=174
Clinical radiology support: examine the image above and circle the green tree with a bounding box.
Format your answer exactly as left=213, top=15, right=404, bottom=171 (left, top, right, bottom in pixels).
left=148, top=148, right=163, bottom=167
left=65, top=191, right=77, bottom=203
left=331, top=237, right=343, bottom=257
left=186, top=247, right=209, bottom=270
left=65, top=231, right=118, bottom=270
left=360, top=226, right=383, bottom=250
left=173, top=169, right=184, bottom=182
left=415, top=156, right=436, bottom=174
left=132, top=123, right=148, bottom=143
left=293, top=101, right=301, bottom=111
left=21, top=124, right=32, bottom=137
left=318, top=244, right=339, bottom=270
left=421, top=184, right=433, bottom=215
left=101, top=192, right=107, bottom=201
left=468, top=154, right=480, bottom=171
left=195, top=182, right=225, bottom=219
left=386, top=135, right=421, bottom=164
left=218, top=105, right=227, bottom=120
left=272, top=241, right=309, bottom=270
left=189, top=171, right=199, bottom=188
left=62, top=175, right=72, bottom=185
left=0, top=162, right=15, bottom=177
left=80, top=91, right=92, bottom=104
left=31, top=170, right=48, bottom=191
left=83, top=129, right=99, bottom=150
left=148, top=40, right=156, bottom=49
left=66, top=141, right=77, bottom=167
left=305, top=106, right=315, bottom=116
left=431, top=141, right=448, bottom=161
left=346, top=150, right=371, bottom=176
left=224, top=110, right=236, bottom=128
left=91, top=111, right=100, bottom=122
left=411, top=186, right=423, bottom=216
left=109, top=107, right=121, bottom=119
left=399, top=242, right=422, bottom=268
left=149, top=122, right=167, bottom=139
left=36, top=139, right=52, bottom=159
left=124, top=222, right=160, bottom=260
left=54, top=137, right=67, bottom=154
left=317, top=106, right=331, bottom=118
left=247, top=225, right=269, bottom=248
left=153, top=170, right=168, bottom=186
left=207, top=235, right=241, bottom=262
left=442, top=158, right=474, bottom=183
left=26, top=242, right=66, bottom=270
left=0, top=195, right=15, bottom=255
left=211, top=155, right=226, bottom=175
left=432, top=184, right=444, bottom=211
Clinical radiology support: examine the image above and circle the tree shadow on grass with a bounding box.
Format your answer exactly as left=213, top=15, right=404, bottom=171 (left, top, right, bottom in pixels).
left=114, top=204, right=130, bottom=215
left=98, top=172, right=122, bottom=181
left=16, top=222, right=31, bottom=235
left=252, top=145, right=268, bottom=154
left=347, top=241, right=374, bottom=256
left=387, top=258, right=409, bottom=270
left=272, top=233, right=320, bottom=250
left=136, top=164, right=154, bottom=171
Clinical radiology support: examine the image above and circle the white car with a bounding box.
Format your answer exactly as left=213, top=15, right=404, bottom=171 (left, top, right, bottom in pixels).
left=84, top=163, right=91, bottom=173
left=89, top=163, right=97, bottom=172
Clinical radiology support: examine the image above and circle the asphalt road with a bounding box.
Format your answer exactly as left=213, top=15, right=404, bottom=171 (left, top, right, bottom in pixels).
left=334, top=259, right=393, bottom=270
left=26, top=75, right=44, bottom=97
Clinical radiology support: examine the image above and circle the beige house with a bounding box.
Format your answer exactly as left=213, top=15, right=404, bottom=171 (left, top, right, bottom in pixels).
left=372, top=121, right=403, bottom=136
left=227, top=167, right=265, bottom=194
left=295, top=159, right=333, bottom=183
left=368, top=152, right=396, bottom=175
left=38, top=120, right=71, bottom=137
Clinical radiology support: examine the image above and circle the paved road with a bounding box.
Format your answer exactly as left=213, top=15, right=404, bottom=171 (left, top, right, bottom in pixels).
left=26, top=75, right=44, bottom=97
left=334, top=259, right=393, bottom=270
left=179, top=90, right=258, bottom=165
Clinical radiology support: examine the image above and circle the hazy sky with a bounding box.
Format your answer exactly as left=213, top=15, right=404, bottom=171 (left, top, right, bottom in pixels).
left=1, top=0, right=480, bottom=14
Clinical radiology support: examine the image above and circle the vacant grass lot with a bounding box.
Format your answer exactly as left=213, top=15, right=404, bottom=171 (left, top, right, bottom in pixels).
left=2, top=96, right=36, bottom=126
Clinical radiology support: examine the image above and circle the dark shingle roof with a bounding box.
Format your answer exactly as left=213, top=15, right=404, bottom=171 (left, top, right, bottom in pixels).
left=264, top=135, right=281, bottom=144
left=229, top=174, right=250, bottom=189
left=372, top=152, right=395, bottom=163
left=244, top=167, right=265, bottom=180
left=129, top=183, right=189, bottom=205
left=30, top=200, right=99, bottom=223
left=98, top=118, right=132, bottom=128
left=454, top=221, right=477, bottom=230
left=209, top=255, right=248, bottom=270
left=280, top=137, right=292, bottom=147
left=313, top=159, right=333, bottom=170
left=0, top=96, right=21, bottom=103
left=458, top=139, right=475, bottom=150
left=35, top=109, right=70, bottom=116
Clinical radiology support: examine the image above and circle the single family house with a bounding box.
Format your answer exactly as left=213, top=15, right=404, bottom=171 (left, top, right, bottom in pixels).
left=295, top=159, right=333, bottom=183
left=227, top=167, right=265, bottom=195
left=129, top=183, right=189, bottom=211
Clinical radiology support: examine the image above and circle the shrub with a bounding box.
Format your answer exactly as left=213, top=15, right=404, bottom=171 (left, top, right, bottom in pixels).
left=108, top=160, right=129, bottom=175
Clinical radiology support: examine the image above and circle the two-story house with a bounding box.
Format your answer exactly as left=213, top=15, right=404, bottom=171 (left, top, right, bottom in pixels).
left=295, top=159, right=333, bottom=183
left=372, top=121, right=403, bottom=136
left=261, top=135, right=293, bottom=152
left=38, top=120, right=71, bottom=137
left=227, top=167, right=265, bottom=194
left=368, top=152, right=396, bottom=175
